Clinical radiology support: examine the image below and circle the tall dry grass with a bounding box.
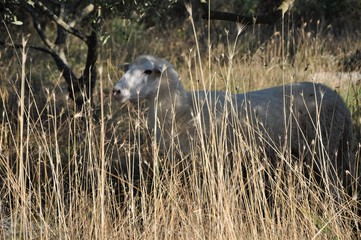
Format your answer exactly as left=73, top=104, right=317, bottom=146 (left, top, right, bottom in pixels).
left=0, top=6, right=361, bottom=239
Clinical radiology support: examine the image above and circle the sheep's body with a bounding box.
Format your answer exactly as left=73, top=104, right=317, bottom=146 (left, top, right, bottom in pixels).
left=113, top=55, right=354, bottom=194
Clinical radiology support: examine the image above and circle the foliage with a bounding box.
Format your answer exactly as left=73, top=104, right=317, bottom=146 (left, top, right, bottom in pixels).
left=293, top=0, right=361, bottom=20
left=229, top=0, right=361, bottom=30
left=231, top=0, right=283, bottom=15
left=94, top=0, right=182, bottom=27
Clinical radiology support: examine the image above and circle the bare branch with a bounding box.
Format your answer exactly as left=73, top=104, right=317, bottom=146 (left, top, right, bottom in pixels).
left=50, top=51, right=79, bottom=96
left=24, top=4, right=55, bottom=50
left=3, top=0, right=99, bottom=109
left=80, top=4, right=95, bottom=18
left=69, top=4, right=95, bottom=27
left=0, top=40, right=52, bottom=54
left=32, top=0, right=88, bottom=42
left=1, top=39, right=77, bottom=94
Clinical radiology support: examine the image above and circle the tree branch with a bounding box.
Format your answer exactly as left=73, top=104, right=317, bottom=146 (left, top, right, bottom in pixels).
left=4, top=1, right=99, bottom=109
left=1, top=39, right=79, bottom=101
left=50, top=51, right=80, bottom=100
left=25, top=4, right=55, bottom=50
left=0, top=40, right=52, bottom=54
left=31, top=0, right=88, bottom=42
left=69, top=3, right=95, bottom=28
left=201, top=0, right=294, bottom=24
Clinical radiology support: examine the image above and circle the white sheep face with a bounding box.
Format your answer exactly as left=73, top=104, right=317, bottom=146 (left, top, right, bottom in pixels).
left=113, top=56, right=162, bottom=103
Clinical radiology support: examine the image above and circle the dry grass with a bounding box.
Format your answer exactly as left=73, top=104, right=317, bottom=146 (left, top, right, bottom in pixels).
left=0, top=9, right=361, bottom=240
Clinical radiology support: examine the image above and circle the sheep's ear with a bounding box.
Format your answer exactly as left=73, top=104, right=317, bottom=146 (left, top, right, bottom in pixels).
left=119, top=63, right=130, bottom=72
left=154, top=63, right=167, bottom=74
left=154, top=66, right=162, bottom=74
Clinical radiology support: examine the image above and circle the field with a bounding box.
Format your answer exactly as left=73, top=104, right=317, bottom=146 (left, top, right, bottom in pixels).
left=1, top=8, right=361, bottom=239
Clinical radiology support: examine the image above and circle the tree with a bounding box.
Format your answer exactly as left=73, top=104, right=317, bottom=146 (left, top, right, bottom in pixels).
left=1, top=0, right=102, bottom=110
left=1, top=0, right=184, bottom=111
left=1, top=0, right=293, bottom=111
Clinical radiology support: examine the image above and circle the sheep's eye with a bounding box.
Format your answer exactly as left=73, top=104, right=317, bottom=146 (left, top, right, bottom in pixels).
left=144, top=69, right=152, bottom=75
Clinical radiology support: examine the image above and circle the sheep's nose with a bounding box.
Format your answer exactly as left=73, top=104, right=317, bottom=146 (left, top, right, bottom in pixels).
left=112, top=84, right=130, bottom=102
left=113, top=88, right=121, bottom=96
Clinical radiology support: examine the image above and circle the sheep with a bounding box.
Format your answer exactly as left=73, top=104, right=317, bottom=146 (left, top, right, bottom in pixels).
left=112, top=55, right=355, bottom=197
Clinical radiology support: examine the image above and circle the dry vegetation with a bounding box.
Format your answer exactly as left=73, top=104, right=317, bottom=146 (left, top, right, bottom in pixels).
left=1, top=8, right=361, bottom=239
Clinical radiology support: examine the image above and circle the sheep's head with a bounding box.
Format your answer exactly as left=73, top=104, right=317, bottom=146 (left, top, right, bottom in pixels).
left=113, top=55, right=168, bottom=103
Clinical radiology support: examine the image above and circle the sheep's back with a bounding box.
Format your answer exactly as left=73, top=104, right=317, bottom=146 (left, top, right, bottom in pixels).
left=186, top=82, right=352, bottom=160
left=232, top=82, right=353, bottom=163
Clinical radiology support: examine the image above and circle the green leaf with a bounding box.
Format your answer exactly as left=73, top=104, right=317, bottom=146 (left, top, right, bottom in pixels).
left=11, top=20, right=23, bottom=25
left=11, top=15, right=23, bottom=25
left=27, top=0, right=35, bottom=7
